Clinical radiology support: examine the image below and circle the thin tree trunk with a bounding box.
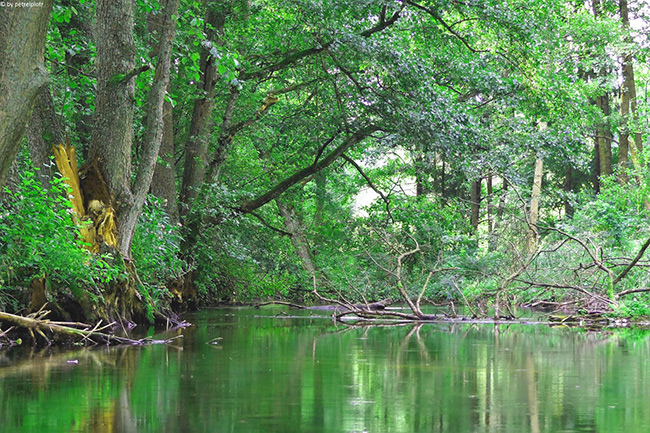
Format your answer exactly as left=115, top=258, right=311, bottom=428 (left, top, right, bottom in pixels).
left=0, top=1, right=54, bottom=187
left=489, top=179, right=507, bottom=252
left=150, top=92, right=179, bottom=225
left=563, top=166, right=574, bottom=218
left=596, top=94, right=613, bottom=178
left=526, top=156, right=544, bottom=255
left=486, top=174, right=494, bottom=235
left=148, top=7, right=180, bottom=225
left=470, top=179, right=481, bottom=231
left=527, top=118, right=545, bottom=256
left=592, top=138, right=601, bottom=193
left=118, top=0, right=180, bottom=256
left=440, top=157, right=446, bottom=199
left=277, top=200, right=319, bottom=279
left=178, top=7, right=225, bottom=217
left=603, top=94, right=613, bottom=176
left=619, top=48, right=631, bottom=182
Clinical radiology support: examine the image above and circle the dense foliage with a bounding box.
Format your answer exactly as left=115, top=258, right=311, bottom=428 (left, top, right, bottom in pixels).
left=2, top=0, right=650, bottom=323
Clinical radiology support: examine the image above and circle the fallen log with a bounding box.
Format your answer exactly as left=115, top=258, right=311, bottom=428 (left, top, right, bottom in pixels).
left=0, top=311, right=181, bottom=346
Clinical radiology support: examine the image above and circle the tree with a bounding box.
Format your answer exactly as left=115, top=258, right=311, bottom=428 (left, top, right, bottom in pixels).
left=0, top=1, right=54, bottom=187
left=89, top=0, right=180, bottom=258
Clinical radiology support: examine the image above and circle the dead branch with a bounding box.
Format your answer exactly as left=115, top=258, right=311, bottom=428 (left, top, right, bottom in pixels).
left=615, top=287, right=650, bottom=300
left=613, top=236, right=650, bottom=286
left=342, top=153, right=394, bottom=222
left=0, top=311, right=181, bottom=345
left=514, top=279, right=615, bottom=305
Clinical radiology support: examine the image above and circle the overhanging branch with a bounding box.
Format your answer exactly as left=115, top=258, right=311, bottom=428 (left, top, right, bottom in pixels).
left=238, top=126, right=380, bottom=213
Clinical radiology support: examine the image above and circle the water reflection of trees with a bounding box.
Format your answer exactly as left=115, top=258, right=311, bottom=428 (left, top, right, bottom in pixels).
left=2, top=311, right=650, bottom=432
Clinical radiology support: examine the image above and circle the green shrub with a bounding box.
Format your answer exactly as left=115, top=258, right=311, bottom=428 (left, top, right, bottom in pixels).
left=0, top=169, right=121, bottom=298
left=606, top=298, right=650, bottom=319
left=131, top=196, right=186, bottom=310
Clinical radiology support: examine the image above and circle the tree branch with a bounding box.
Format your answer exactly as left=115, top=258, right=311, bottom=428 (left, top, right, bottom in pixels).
left=404, top=0, right=488, bottom=54
left=342, top=153, right=394, bottom=222
left=247, top=211, right=293, bottom=237
left=238, top=126, right=380, bottom=213
left=240, top=5, right=405, bottom=80
left=613, top=236, right=650, bottom=286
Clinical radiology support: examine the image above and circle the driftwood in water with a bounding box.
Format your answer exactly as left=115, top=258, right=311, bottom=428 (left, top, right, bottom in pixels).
left=0, top=310, right=181, bottom=346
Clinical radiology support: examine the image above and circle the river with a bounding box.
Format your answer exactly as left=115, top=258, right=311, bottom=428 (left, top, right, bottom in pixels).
left=1, top=307, right=649, bottom=432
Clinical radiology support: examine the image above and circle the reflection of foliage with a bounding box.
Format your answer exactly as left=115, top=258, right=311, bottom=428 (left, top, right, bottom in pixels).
left=6, top=310, right=650, bottom=432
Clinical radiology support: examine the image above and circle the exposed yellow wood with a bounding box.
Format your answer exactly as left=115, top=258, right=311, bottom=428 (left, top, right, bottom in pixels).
left=53, top=142, right=85, bottom=219
left=52, top=142, right=118, bottom=252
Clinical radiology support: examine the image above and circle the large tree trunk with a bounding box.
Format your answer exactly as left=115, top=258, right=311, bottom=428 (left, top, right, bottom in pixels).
left=90, top=0, right=137, bottom=220
left=0, top=1, right=54, bottom=188
left=90, top=0, right=180, bottom=258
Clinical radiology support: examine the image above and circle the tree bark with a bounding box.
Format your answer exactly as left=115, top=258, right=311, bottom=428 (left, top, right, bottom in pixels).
left=90, top=0, right=137, bottom=216
left=0, top=1, right=54, bottom=188
left=470, top=179, right=481, bottom=231
left=527, top=157, right=544, bottom=255
left=178, top=7, right=225, bottom=217
left=619, top=0, right=642, bottom=178
left=150, top=93, right=179, bottom=225
left=117, top=0, right=180, bottom=256
left=527, top=120, right=546, bottom=255
left=27, top=86, right=65, bottom=186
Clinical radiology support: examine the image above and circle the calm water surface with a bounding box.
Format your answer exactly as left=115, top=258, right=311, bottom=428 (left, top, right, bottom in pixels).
left=1, top=307, right=650, bottom=432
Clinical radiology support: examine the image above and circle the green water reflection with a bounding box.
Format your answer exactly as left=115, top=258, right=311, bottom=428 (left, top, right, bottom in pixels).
left=1, top=308, right=650, bottom=432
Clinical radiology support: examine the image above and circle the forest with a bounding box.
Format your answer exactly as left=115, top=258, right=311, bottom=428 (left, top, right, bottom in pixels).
left=1, top=0, right=650, bottom=342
